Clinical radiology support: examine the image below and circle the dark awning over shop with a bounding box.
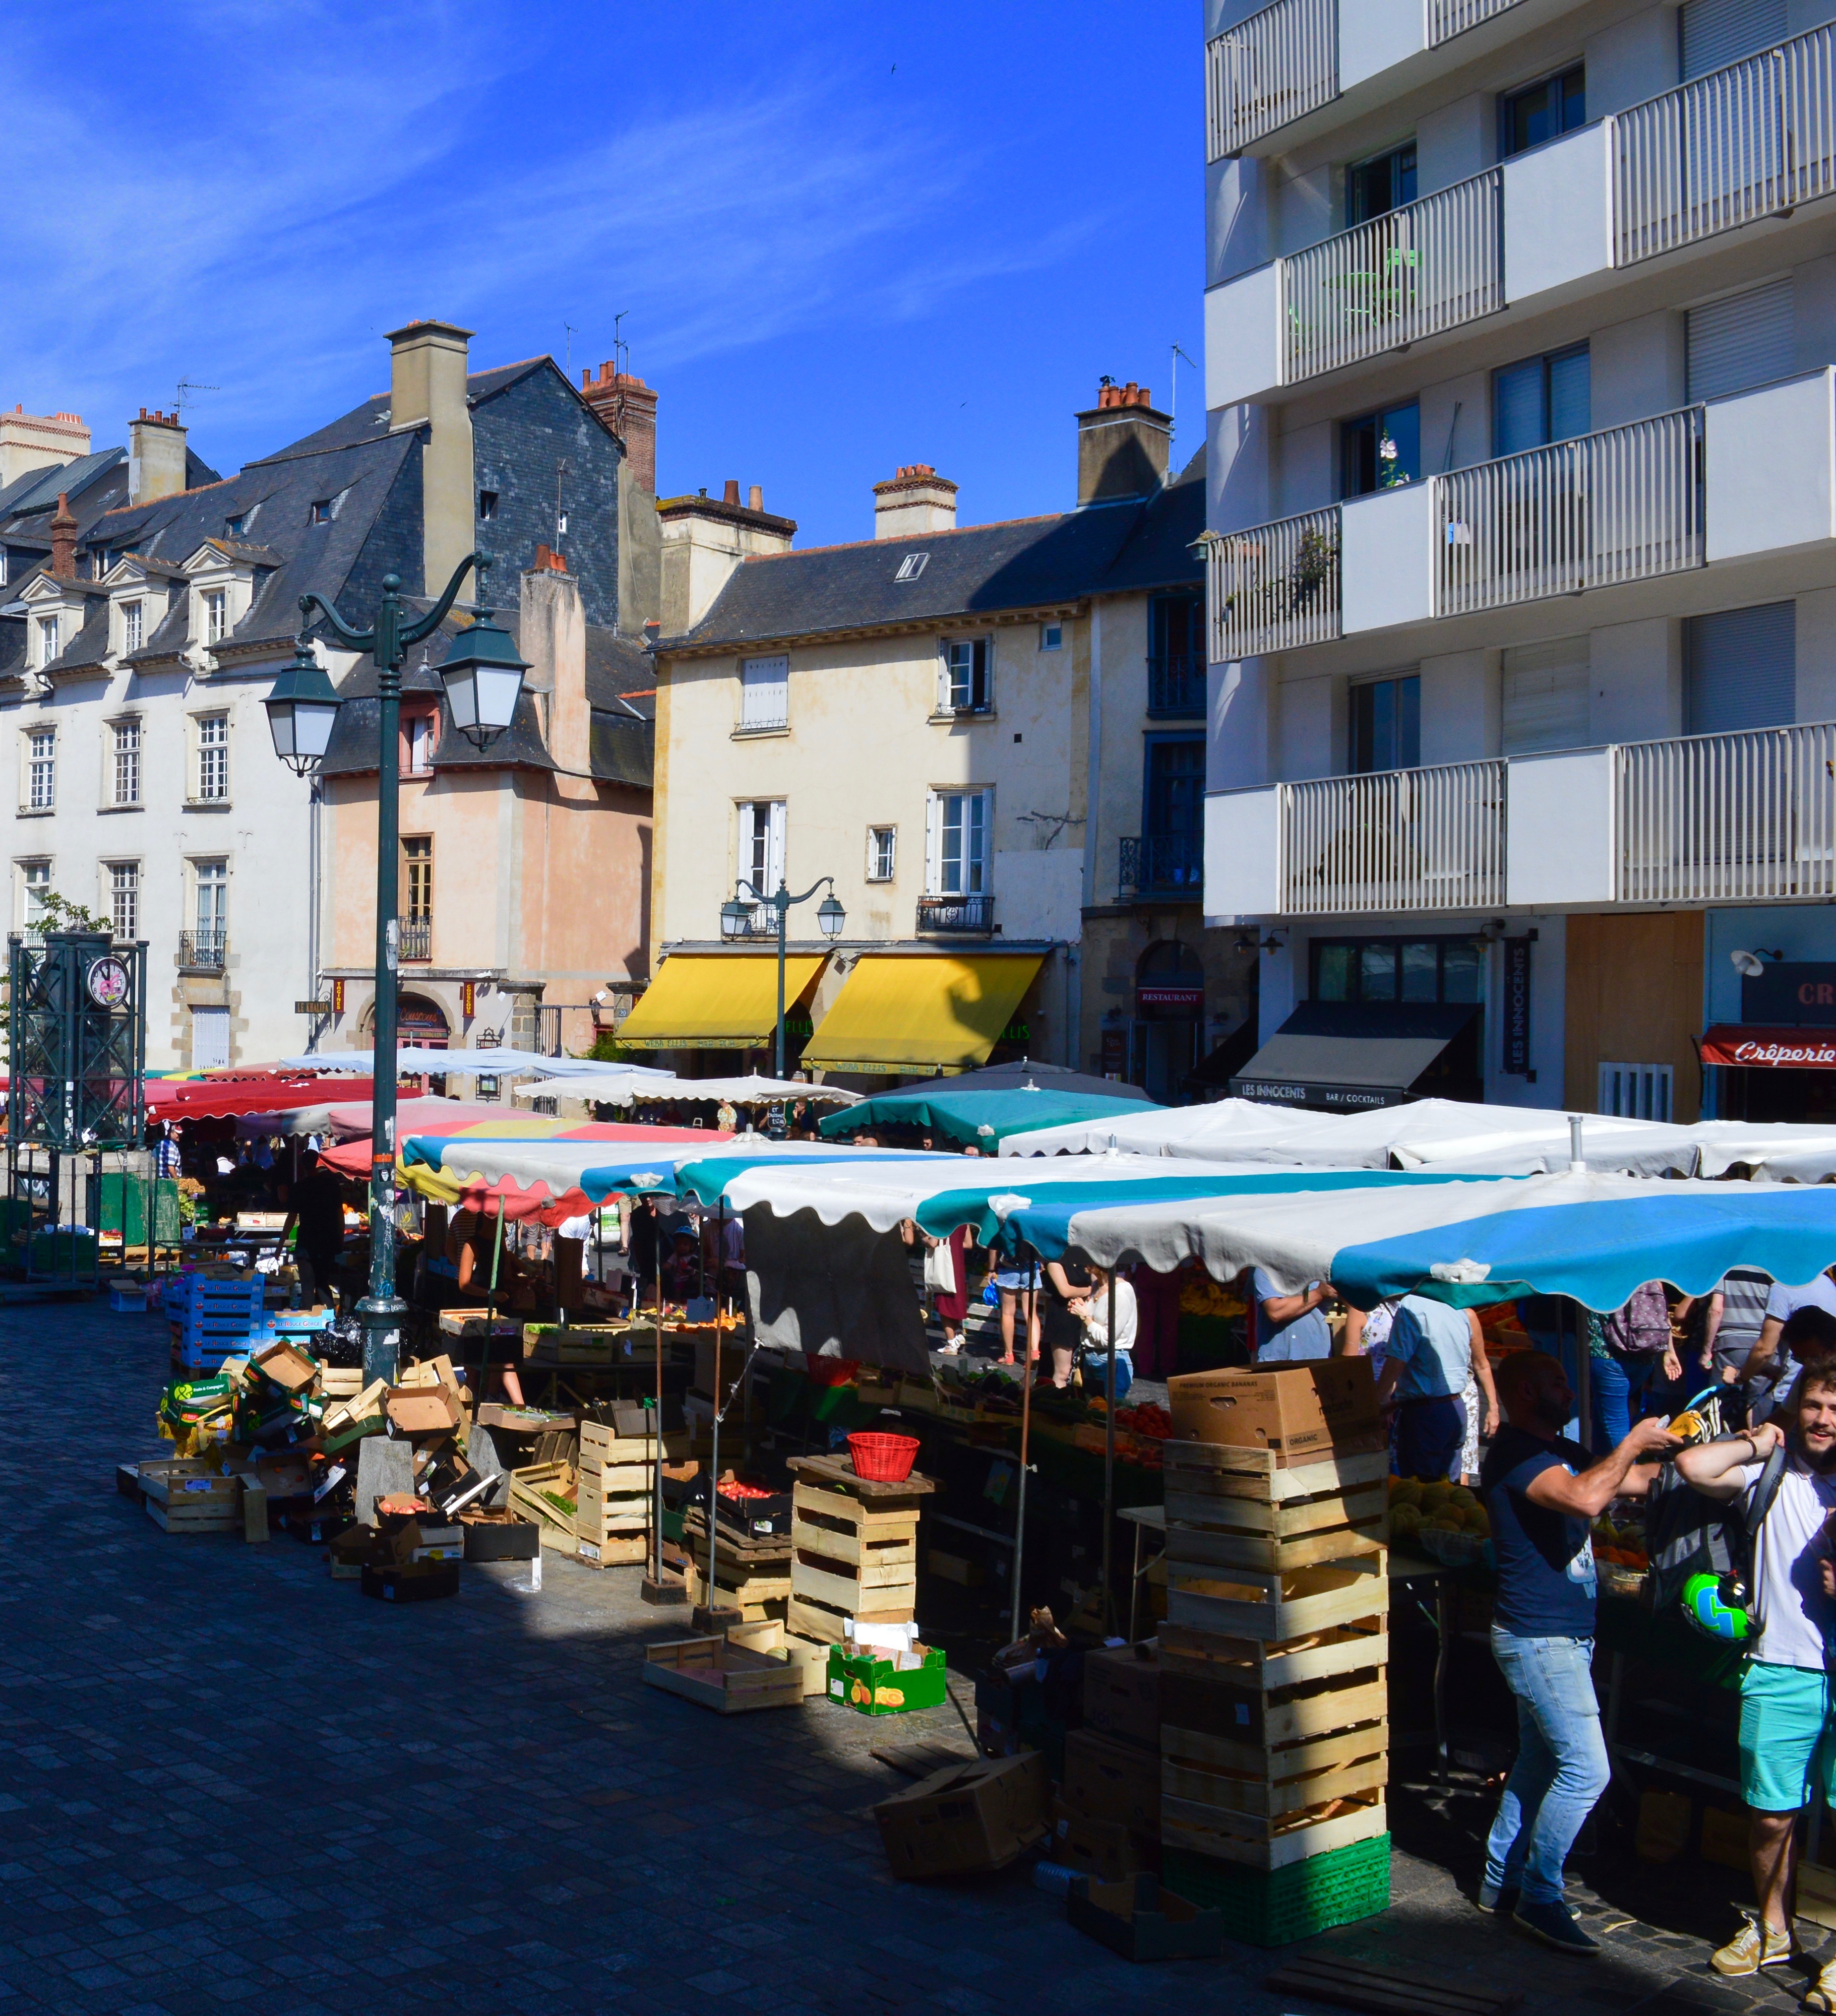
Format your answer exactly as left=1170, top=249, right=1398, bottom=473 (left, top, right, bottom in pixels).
left=1229, top=1001, right=1481, bottom=1114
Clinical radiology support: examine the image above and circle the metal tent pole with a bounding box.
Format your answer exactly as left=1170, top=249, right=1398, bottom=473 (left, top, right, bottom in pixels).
left=1009, top=1243, right=1038, bottom=1645
left=1103, top=1266, right=1118, bottom=1636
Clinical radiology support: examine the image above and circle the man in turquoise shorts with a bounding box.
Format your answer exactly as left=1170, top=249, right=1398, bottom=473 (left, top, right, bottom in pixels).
left=1678, top=1361, right=1836, bottom=1998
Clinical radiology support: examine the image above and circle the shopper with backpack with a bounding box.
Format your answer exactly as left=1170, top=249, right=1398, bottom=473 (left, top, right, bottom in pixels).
left=1478, top=1350, right=1681, bottom=1953
left=1677, top=1364, right=1836, bottom=1993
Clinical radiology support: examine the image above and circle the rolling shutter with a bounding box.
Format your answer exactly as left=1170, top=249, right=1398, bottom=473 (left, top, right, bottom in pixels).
left=191, top=1006, right=230, bottom=1070
left=739, top=654, right=789, bottom=730
left=1501, top=636, right=1591, bottom=755
left=1681, top=0, right=1788, bottom=79
left=1687, top=277, right=1795, bottom=403
left=1685, top=601, right=1796, bottom=734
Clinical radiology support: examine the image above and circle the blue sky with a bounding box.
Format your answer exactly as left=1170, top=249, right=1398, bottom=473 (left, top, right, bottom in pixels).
left=1, top=1, right=1202, bottom=551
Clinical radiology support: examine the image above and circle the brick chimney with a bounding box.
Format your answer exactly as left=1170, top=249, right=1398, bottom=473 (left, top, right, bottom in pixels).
left=657, top=485, right=797, bottom=634
left=873, top=464, right=957, bottom=540
left=48, top=492, right=77, bottom=578
left=0, top=405, right=89, bottom=489
left=385, top=320, right=474, bottom=597
left=580, top=365, right=657, bottom=493
left=128, top=408, right=188, bottom=506
left=579, top=363, right=661, bottom=642
left=1075, top=381, right=1170, bottom=506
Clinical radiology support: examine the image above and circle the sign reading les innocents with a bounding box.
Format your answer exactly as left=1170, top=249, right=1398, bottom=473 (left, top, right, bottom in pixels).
left=1742, top=963, right=1836, bottom=1027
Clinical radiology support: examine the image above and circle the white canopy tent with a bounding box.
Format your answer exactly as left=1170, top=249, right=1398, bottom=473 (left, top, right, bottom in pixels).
left=511, top=1072, right=862, bottom=1108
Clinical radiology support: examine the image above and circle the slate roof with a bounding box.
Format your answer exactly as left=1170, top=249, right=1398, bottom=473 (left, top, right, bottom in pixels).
left=0, top=448, right=127, bottom=520
left=664, top=445, right=1206, bottom=653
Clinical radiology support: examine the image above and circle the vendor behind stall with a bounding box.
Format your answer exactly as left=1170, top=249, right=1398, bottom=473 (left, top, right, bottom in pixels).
left=279, top=1151, right=348, bottom=1309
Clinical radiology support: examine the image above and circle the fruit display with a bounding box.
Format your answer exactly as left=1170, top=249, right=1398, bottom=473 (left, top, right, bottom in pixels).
left=1178, top=1268, right=1246, bottom=1319
left=1592, top=1510, right=1648, bottom=1569
left=1386, top=1475, right=1491, bottom=1544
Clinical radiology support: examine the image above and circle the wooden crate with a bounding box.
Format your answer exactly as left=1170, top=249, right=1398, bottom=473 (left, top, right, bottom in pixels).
left=1164, top=1441, right=1387, bottom=1573
left=142, top=1464, right=241, bottom=1534
left=1158, top=1790, right=1387, bottom=1868
left=1161, top=1658, right=1386, bottom=1762
left=579, top=1418, right=688, bottom=1466
left=685, top=1557, right=791, bottom=1623
left=1166, top=1553, right=1387, bottom=1642
left=577, top=1476, right=650, bottom=1534
left=573, top=1534, right=648, bottom=1568
left=1163, top=1439, right=1389, bottom=1509
left=1157, top=1617, right=1388, bottom=1688
left=1163, top=1728, right=1389, bottom=1819
left=790, top=1550, right=916, bottom=1621
left=642, top=1632, right=805, bottom=1714
left=508, top=1462, right=578, bottom=1546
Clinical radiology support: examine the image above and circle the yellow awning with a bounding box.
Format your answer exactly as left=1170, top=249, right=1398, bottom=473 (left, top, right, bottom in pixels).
left=617, top=954, right=828, bottom=1050
left=803, top=954, right=1045, bottom=1076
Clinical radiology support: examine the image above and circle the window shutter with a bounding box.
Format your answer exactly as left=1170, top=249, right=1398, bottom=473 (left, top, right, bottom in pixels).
left=975, top=789, right=994, bottom=893
left=766, top=800, right=786, bottom=893
left=973, top=639, right=991, bottom=711
left=1687, top=278, right=1794, bottom=404
left=740, top=655, right=789, bottom=730
left=1501, top=637, right=1592, bottom=755
left=1681, top=0, right=1787, bottom=79
left=924, top=794, right=942, bottom=895
left=937, top=643, right=952, bottom=715
left=1685, top=601, right=1796, bottom=733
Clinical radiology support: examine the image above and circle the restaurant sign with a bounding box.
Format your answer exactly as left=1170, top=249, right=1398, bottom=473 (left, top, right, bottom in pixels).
left=1700, top=1025, right=1836, bottom=1069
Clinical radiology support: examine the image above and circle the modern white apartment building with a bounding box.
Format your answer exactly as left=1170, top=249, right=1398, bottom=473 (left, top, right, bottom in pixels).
left=1202, top=0, right=1836, bottom=1124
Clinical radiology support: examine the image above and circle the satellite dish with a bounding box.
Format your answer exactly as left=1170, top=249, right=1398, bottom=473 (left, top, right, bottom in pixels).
left=1731, top=950, right=1766, bottom=979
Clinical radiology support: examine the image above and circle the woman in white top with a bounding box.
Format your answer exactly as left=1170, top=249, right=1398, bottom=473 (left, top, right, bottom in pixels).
left=1071, top=1267, right=1138, bottom=1401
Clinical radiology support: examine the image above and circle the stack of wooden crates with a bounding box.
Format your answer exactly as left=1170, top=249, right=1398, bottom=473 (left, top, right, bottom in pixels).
left=1153, top=1360, right=1393, bottom=1945
left=785, top=1453, right=933, bottom=1687
left=575, top=1406, right=674, bottom=1566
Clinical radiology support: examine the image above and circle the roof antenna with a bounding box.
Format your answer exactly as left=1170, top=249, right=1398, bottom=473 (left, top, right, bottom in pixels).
left=175, top=379, right=219, bottom=419
left=1169, top=342, right=1197, bottom=448
left=564, top=324, right=578, bottom=376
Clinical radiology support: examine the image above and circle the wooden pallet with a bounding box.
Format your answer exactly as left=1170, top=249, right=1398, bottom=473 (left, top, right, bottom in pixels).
left=1166, top=1553, right=1387, bottom=1642
left=1264, top=1957, right=1519, bottom=2016
left=1158, top=1792, right=1387, bottom=1870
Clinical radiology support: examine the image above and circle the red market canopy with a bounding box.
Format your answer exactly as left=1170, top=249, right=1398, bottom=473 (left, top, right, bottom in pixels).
left=147, top=1073, right=376, bottom=1120
left=1700, top=1027, right=1836, bottom=1069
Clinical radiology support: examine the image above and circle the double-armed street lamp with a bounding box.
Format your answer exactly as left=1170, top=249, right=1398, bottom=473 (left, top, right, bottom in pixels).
left=719, top=876, right=845, bottom=1083
left=264, top=554, right=530, bottom=1384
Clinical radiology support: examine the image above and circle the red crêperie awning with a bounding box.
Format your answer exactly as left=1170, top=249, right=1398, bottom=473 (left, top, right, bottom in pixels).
left=146, top=1074, right=377, bottom=1119
left=1700, top=1026, right=1836, bottom=1069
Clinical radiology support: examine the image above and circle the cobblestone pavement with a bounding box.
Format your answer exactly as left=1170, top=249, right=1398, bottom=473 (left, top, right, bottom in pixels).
left=0, top=1297, right=1800, bottom=2015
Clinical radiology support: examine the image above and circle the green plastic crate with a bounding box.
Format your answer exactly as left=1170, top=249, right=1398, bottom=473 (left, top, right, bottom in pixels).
left=1160, top=1834, right=1391, bottom=1948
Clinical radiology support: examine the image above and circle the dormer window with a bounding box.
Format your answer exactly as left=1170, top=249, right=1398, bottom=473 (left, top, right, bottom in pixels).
left=36, top=615, right=59, bottom=669
left=894, top=553, right=930, bottom=583
left=478, top=490, right=499, bottom=522
left=203, top=589, right=227, bottom=643
left=224, top=515, right=246, bottom=538
left=310, top=500, right=333, bottom=525
left=123, top=601, right=143, bottom=654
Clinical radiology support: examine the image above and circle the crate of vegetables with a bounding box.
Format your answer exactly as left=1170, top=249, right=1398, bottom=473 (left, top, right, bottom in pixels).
left=689, top=1472, right=793, bottom=1541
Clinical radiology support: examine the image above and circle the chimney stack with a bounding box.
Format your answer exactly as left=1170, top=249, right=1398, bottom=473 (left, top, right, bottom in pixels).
left=1075, top=380, right=1171, bottom=507
left=385, top=320, right=475, bottom=596
left=0, top=406, right=90, bottom=490
left=580, top=365, right=658, bottom=494
left=873, top=464, right=958, bottom=541
left=128, top=407, right=188, bottom=507
left=579, top=362, right=661, bottom=641
left=48, top=492, right=77, bottom=578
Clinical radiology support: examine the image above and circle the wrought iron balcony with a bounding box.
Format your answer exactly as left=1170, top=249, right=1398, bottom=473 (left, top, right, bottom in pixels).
left=397, top=917, right=433, bottom=962
left=1147, top=654, right=1206, bottom=718
left=916, top=893, right=995, bottom=935
left=178, top=930, right=225, bottom=972
left=1119, top=834, right=1204, bottom=897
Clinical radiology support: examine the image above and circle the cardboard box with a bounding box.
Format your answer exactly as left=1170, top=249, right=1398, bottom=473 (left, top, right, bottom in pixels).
left=1052, top=1799, right=1156, bottom=1884
left=974, top=1675, right=1023, bottom=1758
left=1082, top=1643, right=1160, bottom=1753
left=385, top=1384, right=462, bottom=1435
left=873, top=1752, right=1052, bottom=1879
left=1061, top=1728, right=1162, bottom=1839
left=827, top=1644, right=947, bottom=1717
left=1167, top=1362, right=1383, bottom=1466
left=250, top=1339, right=319, bottom=1393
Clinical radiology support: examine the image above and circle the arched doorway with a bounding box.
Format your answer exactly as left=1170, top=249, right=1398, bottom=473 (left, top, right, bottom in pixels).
left=1134, top=940, right=1203, bottom=1103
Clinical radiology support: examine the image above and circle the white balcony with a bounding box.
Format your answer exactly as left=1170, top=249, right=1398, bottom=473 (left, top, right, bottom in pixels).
left=1205, top=722, right=1836, bottom=919
left=1206, top=505, right=1342, bottom=661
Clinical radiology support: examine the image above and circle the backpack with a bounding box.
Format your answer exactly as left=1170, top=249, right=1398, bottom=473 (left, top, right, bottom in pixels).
left=1646, top=1401, right=1787, bottom=1640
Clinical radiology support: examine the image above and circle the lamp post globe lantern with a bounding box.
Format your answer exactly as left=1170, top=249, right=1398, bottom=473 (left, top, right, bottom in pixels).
left=439, top=597, right=529, bottom=749
left=816, top=892, right=846, bottom=940
left=264, top=636, right=343, bottom=776
left=719, top=897, right=752, bottom=941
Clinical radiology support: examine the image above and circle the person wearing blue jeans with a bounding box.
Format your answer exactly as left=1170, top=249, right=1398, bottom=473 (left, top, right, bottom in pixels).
left=1479, top=1351, right=1679, bottom=1953
left=1586, top=1283, right=1679, bottom=1448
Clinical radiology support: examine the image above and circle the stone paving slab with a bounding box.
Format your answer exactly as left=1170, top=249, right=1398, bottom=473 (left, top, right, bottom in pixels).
left=0, top=1295, right=1778, bottom=2013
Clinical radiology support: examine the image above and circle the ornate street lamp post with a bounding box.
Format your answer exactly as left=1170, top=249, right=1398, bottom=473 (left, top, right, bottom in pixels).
left=719, top=876, right=845, bottom=1082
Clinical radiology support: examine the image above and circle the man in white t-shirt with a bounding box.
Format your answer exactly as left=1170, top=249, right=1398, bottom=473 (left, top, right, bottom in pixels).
left=1677, top=1363, right=1836, bottom=1991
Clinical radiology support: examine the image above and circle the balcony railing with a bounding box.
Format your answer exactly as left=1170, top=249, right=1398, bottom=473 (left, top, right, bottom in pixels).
left=1208, top=506, right=1341, bottom=662
left=397, top=916, right=432, bottom=962
left=1283, top=168, right=1503, bottom=383
left=1147, top=654, right=1206, bottom=717
left=1436, top=406, right=1703, bottom=616
left=916, top=893, right=995, bottom=935
left=1279, top=761, right=1506, bottom=915
left=1120, top=833, right=1204, bottom=897
left=1206, top=0, right=1336, bottom=161
left=1429, top=0, right=1524, bottom=44
left=179, top=930, right=225, bottom=972
left=1617, top=722, right=1836, bottom=905
left=1616, top=23, right=1836, bottom=267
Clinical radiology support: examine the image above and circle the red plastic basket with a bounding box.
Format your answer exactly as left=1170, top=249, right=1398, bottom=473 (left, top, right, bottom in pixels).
left=847, top=1431, right=921, bottom=1483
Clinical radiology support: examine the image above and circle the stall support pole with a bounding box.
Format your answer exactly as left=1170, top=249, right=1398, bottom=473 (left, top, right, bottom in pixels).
left=1009, top=1244, right=1038, bottom=1645
left=1102, top=1268, right=1117, bottom=1636
left=653, top=1243, right=664, bottom=1584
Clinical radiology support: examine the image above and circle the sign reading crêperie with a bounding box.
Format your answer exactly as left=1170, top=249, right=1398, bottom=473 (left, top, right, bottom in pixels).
left=1700, top=1027, right=1836, bottom=1069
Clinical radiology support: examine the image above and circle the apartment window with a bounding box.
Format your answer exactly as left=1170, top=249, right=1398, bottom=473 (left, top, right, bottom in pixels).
left=111, top=719, right=142, bottom=805
left=123, top=600, right=143, bottom=653
left=478, top=490, right=498, bottom=522
left=37, top=615, right=60, bottom=668
left=1039, top=623, right=1063, bottom=652
left=202, top=589, right=227, bottom=643
left=403, top=837, right=434, bottom=920
left=1350, top=674, right=1421, bottom=774
left=738, top=800, right=786, bottom=899
left=196, top=714, right=229, bottom=801
left=1341, top=403, right=1420, bottom=497
left=404, top=712, right=436, bottom=774
left=1144, top=738, right=1205, bottom=841
left=867, top=827, right=897, bottom=882
left=1314, top=936, right=1484, bottom=1005
left=1501, top=65, right=1585, bottom=158
left=195, top=859, right=227, bottom=941
left=107, top=862, right=139, bottom=941
left=1494, top=343, right=1590, bottom=458
left=928, top=790, right=991, bottom=897
left=26, top=728, right=55, bottom=810
left=941, top=638, right=992, bottom=714
left=1686, top=278, right=1794, bottom=405
left=310, top=500, right=333, bottom=525
left=19, top=862, right=49, bottom=932
left=1685, top=601, right=1796, bottom=735
left=739, top=654, right=789, bottom=731
left=1347, top=141, right=1417, bottom=225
